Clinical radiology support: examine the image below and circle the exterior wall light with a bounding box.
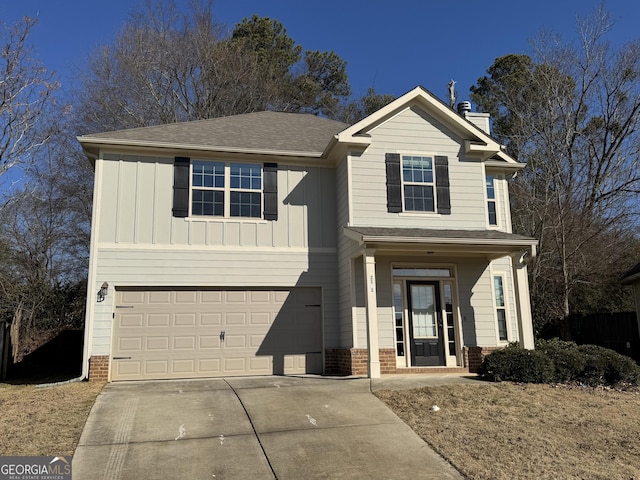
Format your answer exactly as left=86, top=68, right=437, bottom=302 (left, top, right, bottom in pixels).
left=97, top=282, right=109, bottom=302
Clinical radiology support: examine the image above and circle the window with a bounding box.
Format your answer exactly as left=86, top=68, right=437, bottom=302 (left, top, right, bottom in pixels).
left=486, top=175, right=497, bottom=225
left=191, top=161, right=262, bottom=218
left=385, top=153, right=450, bottom=215
left=402, top=155, right=434, bottom=212
left=229, top=164, right=262, bottom=217
left=192, top=161, right=224, bottom=216
left=392, top=268, right=451, bottom=277
left=493, top=275, right=508, bottom=341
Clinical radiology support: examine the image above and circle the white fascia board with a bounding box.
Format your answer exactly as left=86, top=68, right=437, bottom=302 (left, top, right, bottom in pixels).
left=77, top=137, right=324, bottom=159
left=359, top=234, right=537, bottom=249
left=484, top=159, right=526, bottom=171
left=345, top=227, right=538, bottom=250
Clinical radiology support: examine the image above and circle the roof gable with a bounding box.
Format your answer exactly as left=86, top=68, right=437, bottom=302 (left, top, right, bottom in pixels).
left=331, top=86, right=522, bottom=168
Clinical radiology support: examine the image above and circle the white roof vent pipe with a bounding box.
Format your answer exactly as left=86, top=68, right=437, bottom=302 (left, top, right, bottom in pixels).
left=457, top=101, right=472, bottom=114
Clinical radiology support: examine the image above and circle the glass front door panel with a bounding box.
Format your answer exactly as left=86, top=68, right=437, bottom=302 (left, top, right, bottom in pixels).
left=444, top=282, right=456, bottom=356
left=393, top=283, right=405, bottom=357
left=410, top=285, right=436, bottom=338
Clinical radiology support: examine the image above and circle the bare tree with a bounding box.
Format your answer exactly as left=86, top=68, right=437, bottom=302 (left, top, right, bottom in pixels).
left=73, top=1, right=353, bottom=133
left=471, top=6, right=640, bottom=329
left=0, top=16, right=59, bottom=183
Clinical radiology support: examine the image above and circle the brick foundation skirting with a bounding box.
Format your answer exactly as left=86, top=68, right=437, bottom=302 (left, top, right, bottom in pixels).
left=463, top=346, right=501, bottom=373
left=88, top=355, right=109, bottom=382
left=325, top=348, right=469, bottom=376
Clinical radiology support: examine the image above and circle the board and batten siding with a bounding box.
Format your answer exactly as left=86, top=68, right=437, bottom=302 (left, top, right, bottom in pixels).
left=98, top=154, right=337, bottom=249
left=350, top=106, right=488, bottom=229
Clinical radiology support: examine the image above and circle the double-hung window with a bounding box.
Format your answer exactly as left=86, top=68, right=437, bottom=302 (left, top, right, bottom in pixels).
left=402, top=155, right=435, bottom=212
left=486, top=175, right=497, bottom=225
left=493, top=275, right=508, bottom=341
left=191, top=161, right=262, bottom=218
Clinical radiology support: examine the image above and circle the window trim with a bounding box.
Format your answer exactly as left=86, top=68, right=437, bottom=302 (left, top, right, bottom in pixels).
left=484, top=169, right=502, bottom=229
left=190, top=160, right=264, bottom=219
left=400, top=153, right=437, bottom=213
left=492, top=272, right=510, bottom=343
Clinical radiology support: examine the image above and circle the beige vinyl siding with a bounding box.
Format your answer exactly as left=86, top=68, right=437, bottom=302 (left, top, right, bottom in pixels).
left=491, top=256, right=518, bottom=341
left=350, top=106, right=487, bottom=229
left=372, top=256, right=396, bottom=349
left=457, top=257, right=518, bottom=347
left=495, top=176, right=510, bottom=232
left=336, top=155, right=357, bottom=349
left=98, top=154, right=336, bottom=249
left=89, top=248, right=338, bottom=355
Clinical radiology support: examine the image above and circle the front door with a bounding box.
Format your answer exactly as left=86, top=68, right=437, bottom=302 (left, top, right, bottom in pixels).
left=407, top=281, right=443, bottom=366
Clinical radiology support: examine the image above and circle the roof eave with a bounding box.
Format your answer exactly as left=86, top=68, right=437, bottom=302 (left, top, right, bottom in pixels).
left=344, top=227, right=538, bottom=251
left=76, top=137, right=324, bottom=158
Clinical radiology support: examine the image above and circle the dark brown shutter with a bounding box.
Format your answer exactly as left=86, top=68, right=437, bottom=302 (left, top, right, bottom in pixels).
left=435, top=155, right=451, bottom=215
left=385, top=153, right=402, bottom=213
left=172, top=157, right=190, bottom=218
left=263, top=163, right=278, bottom=221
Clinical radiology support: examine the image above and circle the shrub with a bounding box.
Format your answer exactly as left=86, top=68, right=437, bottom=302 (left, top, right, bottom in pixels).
left=479, top=339, right=640, bottom=387
left=536, top=338, right=585, bottom=383
left=577, top=344, right=640, bottom=386
left=478, top=345, right=554, bottom=383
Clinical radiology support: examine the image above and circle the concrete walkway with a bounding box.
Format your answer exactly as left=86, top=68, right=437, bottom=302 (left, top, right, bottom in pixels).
left=73, top=376, right=466, bottom=479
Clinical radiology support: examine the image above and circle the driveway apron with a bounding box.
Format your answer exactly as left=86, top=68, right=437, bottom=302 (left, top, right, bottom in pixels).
left=73, top=376, right=463, bottom=479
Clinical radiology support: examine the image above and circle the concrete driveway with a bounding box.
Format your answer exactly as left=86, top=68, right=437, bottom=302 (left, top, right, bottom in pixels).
left=73, top=376, right=464, bottom=479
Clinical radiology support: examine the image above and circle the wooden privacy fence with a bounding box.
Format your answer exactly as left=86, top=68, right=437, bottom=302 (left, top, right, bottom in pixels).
left=567, top=312, right=640, bottom=363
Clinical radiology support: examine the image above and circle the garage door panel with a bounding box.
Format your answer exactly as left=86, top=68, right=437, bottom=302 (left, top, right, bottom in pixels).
left=199, top=336, right=220, bottom=349
left=172, top=359, right=195, bottom=373
left=198, top=358, right=221, bottom=374
left=112, top=288, right=323, bottom=381
left=118, top=337, right=143, bottom=352
left=226, top=291, right=247, bottom=303
left=201, top=291, right=222, bottom=303
left=146, top=337, right=169, bottom=350
left=121, top=291, right=145, bottom=304
left=200, top=313, right=222, bottom=326
left=145, top=360, right=169, bottom=375
left=175, top=291, right=197, bottom=304
left=174, top=313, right=196, bottom=326
left=250, top=291, right=271, bottom=303
left=249, top=357, right=271, bottom=371
left=148, top=290, right=171, bottom=304
left=115, top=361, right=142, bottom=377
left=120, top=313, right=144, bottom=327
left=224, top=335, right=246, bottom=348
left=173, top=336, right=196, bottom=350
left=250, top=312, right=271, bottom=325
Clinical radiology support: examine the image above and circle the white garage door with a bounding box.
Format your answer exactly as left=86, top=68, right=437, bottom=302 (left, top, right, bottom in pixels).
left=111, top=288, right=322, bottom=381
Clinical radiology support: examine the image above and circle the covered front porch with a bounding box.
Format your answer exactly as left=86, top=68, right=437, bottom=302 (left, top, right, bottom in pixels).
left=344, top=227, right=538, bottom=378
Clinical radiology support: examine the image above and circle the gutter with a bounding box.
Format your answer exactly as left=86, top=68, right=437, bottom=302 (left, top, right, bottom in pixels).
left=77, top=137, right=324, bottom=159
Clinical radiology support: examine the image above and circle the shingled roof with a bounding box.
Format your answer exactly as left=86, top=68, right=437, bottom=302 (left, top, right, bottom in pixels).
left=78, top=111, right=350, bottom=156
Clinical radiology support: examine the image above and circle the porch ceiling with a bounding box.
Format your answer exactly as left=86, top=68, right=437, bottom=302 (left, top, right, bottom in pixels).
left=344, top=226, right=538, bottom=259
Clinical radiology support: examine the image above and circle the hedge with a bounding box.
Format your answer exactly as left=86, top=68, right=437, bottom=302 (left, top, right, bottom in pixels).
left=478, top=339, right=640, bottom=387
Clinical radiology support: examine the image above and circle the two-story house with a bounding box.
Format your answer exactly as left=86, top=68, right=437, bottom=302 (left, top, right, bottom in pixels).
left=78, top=86, right=537, bottom=382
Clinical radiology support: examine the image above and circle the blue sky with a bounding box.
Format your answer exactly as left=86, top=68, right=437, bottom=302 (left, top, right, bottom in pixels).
left=2, top=0, right=639, bottom=107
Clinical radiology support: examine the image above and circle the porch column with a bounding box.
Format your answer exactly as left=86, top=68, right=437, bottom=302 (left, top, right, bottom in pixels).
left=511, top=252, right=535, bottom=349
left=363, top=249, right=380, bottom=378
